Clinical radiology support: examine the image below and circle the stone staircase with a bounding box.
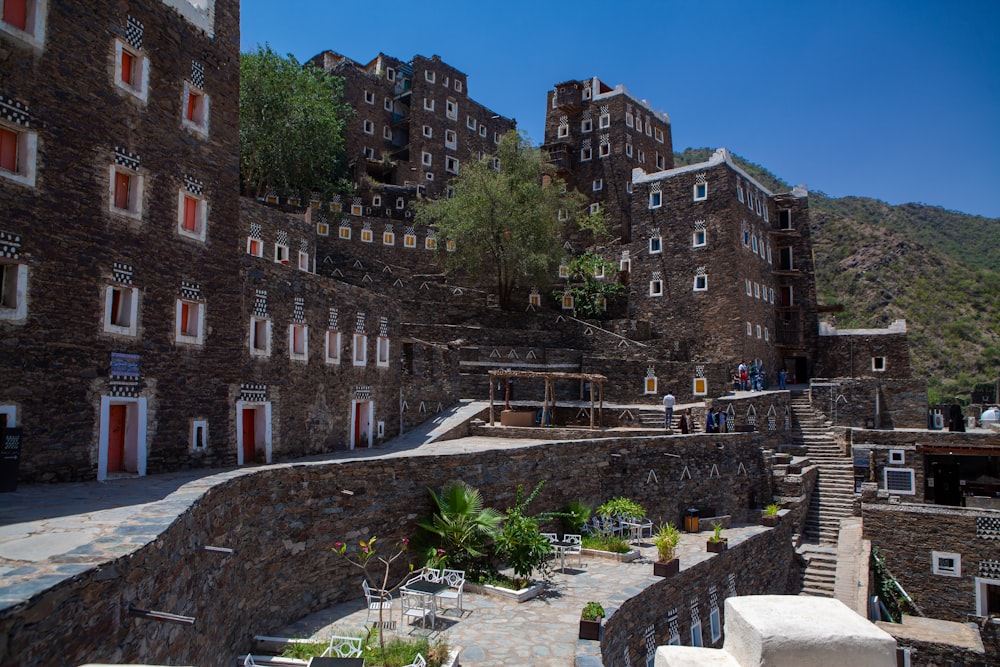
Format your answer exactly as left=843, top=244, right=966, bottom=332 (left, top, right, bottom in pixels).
left=789, top=390, right=856, bottom=597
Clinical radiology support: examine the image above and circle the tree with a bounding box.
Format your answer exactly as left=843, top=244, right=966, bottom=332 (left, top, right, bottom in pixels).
left=555, top=251, right=627, bottom=319
left=415, top=480, right=503, bottom=574
left=239, top=44, right=352, bottom=199
left=413, top=131, right=607, bottom=309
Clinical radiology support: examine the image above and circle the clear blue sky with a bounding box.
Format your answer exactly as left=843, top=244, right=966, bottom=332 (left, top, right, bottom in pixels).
left=241, top=0, right=1000, bottom=219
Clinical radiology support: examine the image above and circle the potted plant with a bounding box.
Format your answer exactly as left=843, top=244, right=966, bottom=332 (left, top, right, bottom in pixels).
left=762, top=503, right=781, bottom=527
left=706, top=521, right=728, bottom=553
left=652, top=522, right=681, bottom=577
left=579, top=601, right=605, bottom=640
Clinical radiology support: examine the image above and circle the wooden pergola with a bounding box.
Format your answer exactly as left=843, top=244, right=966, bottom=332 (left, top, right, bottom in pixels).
left=487, top=369, right=607, bottom=430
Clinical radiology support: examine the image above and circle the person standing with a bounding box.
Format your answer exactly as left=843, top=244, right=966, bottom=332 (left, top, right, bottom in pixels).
left=706, top=408, right=717, bottom=434
left=779, top=368, right=787, bottom=390
left=679, top=409, right=690, bottom=434
left=663, top=391, right=676, bottom=430
left=739, top=362, right=748, bottom=390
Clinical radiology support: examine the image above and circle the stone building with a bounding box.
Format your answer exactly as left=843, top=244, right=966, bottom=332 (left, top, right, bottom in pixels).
left=542, top=76, right=673, bottom=242
left=0, top=0, right=241, bottom=482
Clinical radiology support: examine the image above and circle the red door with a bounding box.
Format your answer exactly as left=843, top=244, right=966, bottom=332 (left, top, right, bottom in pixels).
left=241, top=408, right=256, bottom=464
left=354, top=403, right=364, bottom=448
left=108, top=405, right=126, bottom=472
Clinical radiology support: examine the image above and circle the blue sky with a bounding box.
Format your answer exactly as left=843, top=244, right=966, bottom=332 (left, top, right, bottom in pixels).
left=241, top=0, right=1000, bottom=219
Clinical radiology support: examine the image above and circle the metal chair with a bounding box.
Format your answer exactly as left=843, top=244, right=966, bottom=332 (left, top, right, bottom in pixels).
left=400, top=590, right=437, bottom=631
left=438, top=568, right=466, bottom=613
left=320, top=634, right=363, bottom=658
left=362, top=579, right=393, bottom=622
left=402, top=654, right=427, bottom=667
left=562, top=533, right=583, bottom=567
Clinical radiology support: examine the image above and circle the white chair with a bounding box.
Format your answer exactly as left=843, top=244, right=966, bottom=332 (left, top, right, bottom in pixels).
left=363, top=579, right=393, bottom=622
left=401, top=590, right=437, bottom=631
left=438, top=568, right=466, bottom=613
left=402, top=654, right=427, bottom=667
left=320, top=635, right=363, bottom=658
left=562, top=533, right=583, bottom=567
left=541, top=532, right=559, bottom=560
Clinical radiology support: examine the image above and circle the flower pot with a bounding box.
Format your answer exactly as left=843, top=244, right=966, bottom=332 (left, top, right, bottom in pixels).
left=761, top=514, right=780, bottom=527
left=579, top=616, right=602, bottom=640
left=653, top=558, right=680, bottom=577
left=706, top=538, right=728, bottom=553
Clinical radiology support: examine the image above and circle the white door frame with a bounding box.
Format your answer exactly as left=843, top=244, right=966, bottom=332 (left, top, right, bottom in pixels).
left=349, top=400, right=373, bottom=450
left=235, top=400, right=272, bottom=465
left=97, top=396, right=147, bottom=481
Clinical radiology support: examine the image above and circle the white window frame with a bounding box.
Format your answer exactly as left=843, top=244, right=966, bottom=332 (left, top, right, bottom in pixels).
left=445, top=99, right=457, bottom=120
left=422, top=125, right=433, bottom=138
left=0, top=0, right=47, bottom=48
left=247, top=237, right=264, bottom=257
left=975, top=577, right=1000, bottom=616
left=654, top=127, right=664, bottom=143
left=637, top=149, right=645, bottom=163
left=181, top=81, right=210, bottom=136
left=274, top=243, right=290, bottom=265
left=175, top=298, right=204, bottom=345
left=383, top=97, right=393, bottom=111
left=884, top=467, right=916, bottom=495
left=598, top=112, right=610, bottom=129
left=580, top=147, right=592, bottom=161
left=423, top=98, right=434, bottom=112
left=114, top=39, right=149, bottom=102
left=649, top=191, right=662, bottom=209
left=249, top=316, right=271, bottom=357
left=298, top=250, right=309, bottom=272
left=694, top=182, right=708, bottom=201
left=649, top=236, right=662, bottom=254
left=709, top=607, right=722, bottom=643
left=445, top=156, right=459, bottom=174
left=177, top=190, right=207, bottom=241
left=557, top=124, right=569, bottom=138
left=421, top=151, right=432, bottom=166
left=363, top=90, right=374, bottom=105
left=581, top=118, right=592, bottom=133
left=190, top=419, right=207, bottom=451
left=747, top=321, right=752, bottom=336
left=478, top=124, right=487, bottom=138
left=0, top=262, right=28, bottom=322
left=598, top=142, right=610, bottom=157
left=424, top=69, right=435, bottom=83
left=376, top=336, right=390, bottom=367
left=104, top=285, right=138, bottom=336
left=466, top=116, right=476, bottom=131
left=338, top=225, right=352, bottom=240
left=403, top=233, right=416, bottom=248
left=649, top=280, right=663, bottom=297
left=691, top=619, right=703, bottom=647
left=625, top=112, right=634, bottom=128
left=289, top=323, right=308, bottom=361
left=362, top=119, right=374, bottom=135
left=656, top=153, right=665, bottom=170
left=353, top=333, right=368, bottom=366
left=444, top=129, right=457, bottom=150
left=692, top=229, right=706, bottom=247
left=561, top=294, right=574, bottom=310
left=589, top=203, right=600, bottom=214
left=756, top=324, right=762, bottom=339
left=625, top=143, right=633, bottom=157
left=383, top=230, right=395, bottom=246
left=455, top=79, right=463, bottom=92
left=0, top=121, right=38, bottom=188
left=109, top=165, right=144, bottom=219
left=325, top=330, right=341, bottom=364
left=425, top=236, right=437, bottom=250
left=931, top=551, right=961, bottom=577
left=592, top=179, right=602, bottom=191
left=872, top=356, right=887, bottom=372
left=888, top=449, right=905, bottom=465
left=644, top=376, right=658, bottom=395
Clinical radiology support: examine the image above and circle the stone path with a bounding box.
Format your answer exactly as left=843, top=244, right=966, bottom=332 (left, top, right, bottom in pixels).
left=273, top=525, right=769, bottom=667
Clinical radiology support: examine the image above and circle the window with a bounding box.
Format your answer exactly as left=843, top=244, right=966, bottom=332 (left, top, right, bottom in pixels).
left=110, top=166, right=143, bottom=218
left=656, top=153, right=665, bottom=170
left=360, top=227, right=373, bottom=242
left=598, top=112, right=610, bottom=129
left=625, top=112, right=633, bottom=127
left=383, top=97, right=393, bottom=111
left=191, top=420, right=207, bottom=451
left=691, top=620, right=703, bottom=647
left=362, top=119, right=374, bottom=135
left=637, top=149, right=645, bottom=163
left=175, top=299, right=204, bottom=344
left=289, top=323, right=308, bottom=361
left=769, top=287, right=774, bottom=303
left=557, top=124, right=569, bottom=138
left=362, top=146, right=375, bottom=160
left=872, top=356, right=887, bottom=372
left=338, top=225, right=351, bottom=240
left=421, top=151, right=432, bottom=166
left=649, top=279, right=663, bottom=297
left=751, top=234, right=758, bottom=253
left=581, top=118, right=592, bottom=133
left=298, top=250, right=309, bottom=271
left=0, top=122, right=37, bottom=187
left=1, top=0, right=46, bottom=46
left=754, top=282, right=760, bottom=299
left=0, top=262, right=27, bottom=321
left=444, top=129, right=456, bottom=149
left=494, top=131, right=501, bottom=144
left=423, top=98, right=434, bottom=111
left=694, top=182, right=708, bottom=201
left=330, top=201, right=342, bottom=213
left=763, top=205, right=769, bottom=223
left=626, top=182, right=633, bottom=194
left=558, top=264, right=569, bottom=279
left=645, top=376, right=658, bottom=395
left=446, top=185, right=456, bottom=198
left=396, top=197, right=405, bottom=209
left=386, top=67, right=395, bottom=81
left=693, top=377, right=708, bottom=396
left=445, top=99, right=457, bottom=120
left=424, top=69, right=435, bottom=83
left=325, top=330, right=341, bottom=364
left=422, top=125, right=433, bottom=138
left=455, top=79, right=463, bottom=92
left=694, top=274, right=708, bottom=291
left=425, top=172, right=434, bottom=181
left=247, top=237, right=263, bottom=257
left=649, top=236, right=661, bottom=254
left=425, top=236, right=437, bottom=250
left=779, top=209, right=792, bottom=229
left=529, top=292, right=541, bottom=307
left=654, top=127, right=664, bottom=143
left=648, top=191, right=662, bottom=209
left=889, top=449, right=905, bottom=465
left=561, top=293, right=574, bottom=310
left=274, top=243, right=289, bottom=264
left=558, top=209, right=568, bottom=222
left=764, top=328, right=769, bottom=341
left=403, top=232, right=416, bottom=248
left=104, top=285, right=138, bottom=336
left=363, top=90, right=374, bottom=105
left=746, top=322, right=752, bottom=336
left=115, top=40, right=148, bottom=101
left=182, top=82, right=209, bottom=135
left=599, top=142, right=610, bottom=157
left=594, top=264, right=605, bottom=279
left=377, top=336, right=390, bottom=367
left=478, top=124, right=487, bottom=138
left=709, top=608, right=722, bottom=643
left=884, top=468, right=915, bottom=495
left=756, top=324, right=762, bottom=339
left=746, top=280, right=753, bottom=296
left=693, top=229, right=706, bottom=247
left=383, top=230, right=394, bottom=245
left=178, top=192, right=206, bottom=241
left=589, top=203, right=600, bottom=214
left=353, top=333, right=367, bottom=366
left=932, top=552, right=961, bottom=577
left=625, top=143, right=633, bottom=157
left=351, top=203, right=363, bottom=216
left=580, top=146, right=592, bottom=161
left=743, top=228, right=750, bottom=246
left=737, top=185, right=745, bottom=203
left=250, top=317, right=271, bottom=356
left=317, top=221, right=329, bottom=236
left=445, top=156, right=459, bottom=174
left=372, top=195, right=381, bottom=207
left=592, top=179, right=603, bottom=191
left=620, top=257, right=630, bottom=272
left=466, top=116, right=476, bottom=130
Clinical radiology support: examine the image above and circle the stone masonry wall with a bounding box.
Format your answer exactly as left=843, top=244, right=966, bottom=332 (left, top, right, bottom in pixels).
left=0, top=435, right=771, bottom=667
left=810, top=378, right=928, bottom=429
left=863, top=503, right=1000, bottom=622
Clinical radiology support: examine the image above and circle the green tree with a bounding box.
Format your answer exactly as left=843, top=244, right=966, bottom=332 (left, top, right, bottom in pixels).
left=416, top=480, right=503, bottom=574
left=239, top=44, right=352, bottom=199
left=555, top=251, right=626, bottom=319
left=493, top=481, right=555, bottom=581
left=413, top=131, right=606, bottom=309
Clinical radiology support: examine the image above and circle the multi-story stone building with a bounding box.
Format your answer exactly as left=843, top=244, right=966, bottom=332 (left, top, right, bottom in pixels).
left=0, top=0, right=241, bottom=482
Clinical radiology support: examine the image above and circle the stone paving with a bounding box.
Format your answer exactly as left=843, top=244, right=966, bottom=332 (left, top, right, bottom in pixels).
left=274, top=526, right=769, bottom=667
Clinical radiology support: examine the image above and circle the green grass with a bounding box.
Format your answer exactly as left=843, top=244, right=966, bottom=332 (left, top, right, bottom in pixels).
left=581, top=534, right=631, bottom=553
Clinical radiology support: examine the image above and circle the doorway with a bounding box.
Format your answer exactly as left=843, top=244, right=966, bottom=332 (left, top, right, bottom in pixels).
left=98, top=397, right=147, bottom=480
left=236, top=402, right=271, bottom=465
left=351, top=400, right=373, bottom=450
left=931, top=461, right=962, bottom=506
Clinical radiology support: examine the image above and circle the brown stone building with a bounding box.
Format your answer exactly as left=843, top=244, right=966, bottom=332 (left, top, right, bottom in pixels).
left=1, top=0, right=241, bottom=482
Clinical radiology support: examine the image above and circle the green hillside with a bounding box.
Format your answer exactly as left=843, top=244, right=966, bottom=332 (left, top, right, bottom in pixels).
left=675, top=148, right=1000, bottom=404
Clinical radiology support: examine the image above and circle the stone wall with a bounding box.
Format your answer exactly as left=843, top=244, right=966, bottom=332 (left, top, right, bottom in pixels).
left=815, top=321, right=912, bottom=379
left=602, top=518, right=798, bottom=667
left=863, top=503, right=1000, bottom=622
left=810, top=378, right=928, bottom=429
left=0, top=435, right=772, bottom=666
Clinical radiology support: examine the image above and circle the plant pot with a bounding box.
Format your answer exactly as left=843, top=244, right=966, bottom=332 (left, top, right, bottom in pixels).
left=653, top=558, right=680, bottom=577
left=761, top=514, right=780, bottom=527
left=579, top=617, right=602, bottom=640
left=706, top=538, right=728, bottom=553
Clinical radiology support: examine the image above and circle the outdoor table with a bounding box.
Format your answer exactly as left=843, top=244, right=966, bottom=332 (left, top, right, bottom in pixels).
left=551, top=540, right=574, bottom=572
left=401, top=578, right=449, bottom=599
left=307, top=658, right=364, bottom=667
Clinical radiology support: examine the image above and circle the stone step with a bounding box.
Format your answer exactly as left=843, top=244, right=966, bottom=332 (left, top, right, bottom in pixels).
left=799, top=586, right=836, bottom=597
left=803, top=573, right=836, bottom=585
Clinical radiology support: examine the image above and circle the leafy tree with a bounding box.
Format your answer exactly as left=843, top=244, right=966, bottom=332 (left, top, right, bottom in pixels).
left=239, top=44, right=352, bottom=199
left=416, top=480, right=503, bottom=574
left=554, top=251, right=627, bottom=319
left=493, top=481, right=555, bottom=580
left=413, top=130, right=607, bottom=309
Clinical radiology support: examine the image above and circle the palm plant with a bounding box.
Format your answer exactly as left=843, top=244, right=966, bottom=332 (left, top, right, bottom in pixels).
left=416, top=481, right=502, bottom=573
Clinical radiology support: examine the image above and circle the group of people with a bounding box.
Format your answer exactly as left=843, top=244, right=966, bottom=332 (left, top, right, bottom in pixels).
left=705, top=407, right=727, bottom=433
left=663, top=390, right=725, bottom=434
left=732, top=360, right=790, bottom=392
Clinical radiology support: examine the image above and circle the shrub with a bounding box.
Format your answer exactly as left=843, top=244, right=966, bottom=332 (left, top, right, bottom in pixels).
left=582, top=601, right=605, bottom=621
left=596, top=497, right=646, bottom=520
left=581, top=534, right=631, bottom=553
left=652, top=522, right=681, bottom=562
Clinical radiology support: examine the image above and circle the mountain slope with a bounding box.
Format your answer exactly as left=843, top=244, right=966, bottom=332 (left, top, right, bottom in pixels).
left=675, top=148, right=1000, bottom=403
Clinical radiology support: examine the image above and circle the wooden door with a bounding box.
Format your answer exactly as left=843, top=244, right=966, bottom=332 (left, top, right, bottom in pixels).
left=354, top=403, right=364, bottom=449
left=241, top=408, right=256, bottom=464
left=108, top=405, right=126, bottom=472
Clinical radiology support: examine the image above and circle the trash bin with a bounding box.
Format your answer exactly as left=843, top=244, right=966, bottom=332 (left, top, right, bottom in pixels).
left=0, top=428, right=22, bottom=492
left=684, top=508, right=700, bottom=533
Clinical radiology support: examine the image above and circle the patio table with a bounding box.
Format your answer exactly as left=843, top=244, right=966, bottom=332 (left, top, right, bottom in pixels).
left=551, top=540, right=574, bottom=572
